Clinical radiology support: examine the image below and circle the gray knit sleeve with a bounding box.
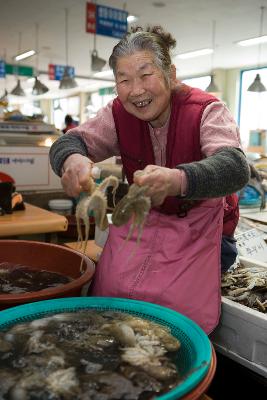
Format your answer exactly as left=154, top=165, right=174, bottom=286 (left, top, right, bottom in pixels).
left=177, top=147, right=249, bottom=199
left=49, top=135, right=89, bottom=176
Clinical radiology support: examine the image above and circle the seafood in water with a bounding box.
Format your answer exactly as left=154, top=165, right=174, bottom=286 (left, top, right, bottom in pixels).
left=112, top=174, right=151, bottom=244
left=0, top=263, right=72, bottom=294
left=222, top=263, right=267, bottom=313
left=0, top=310, right=182, bottom=399
left=75, top=175, right=119, bottom=264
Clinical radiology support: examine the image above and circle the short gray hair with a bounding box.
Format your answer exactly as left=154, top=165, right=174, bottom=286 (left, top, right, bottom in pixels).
left=109, top=26, right=176, bottom=84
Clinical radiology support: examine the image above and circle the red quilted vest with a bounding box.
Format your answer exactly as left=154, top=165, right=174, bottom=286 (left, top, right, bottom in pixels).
left=112, top=84, right=239, bottom=234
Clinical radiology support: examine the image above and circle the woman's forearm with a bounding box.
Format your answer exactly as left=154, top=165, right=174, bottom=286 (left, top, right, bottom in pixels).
left=49, top=135, right=89, bottom=176
left=177, top=147, right=250, bottom=199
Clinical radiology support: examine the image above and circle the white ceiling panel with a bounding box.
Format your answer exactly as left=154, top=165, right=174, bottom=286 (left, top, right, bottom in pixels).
left=1, top=0, right=267, bottom=95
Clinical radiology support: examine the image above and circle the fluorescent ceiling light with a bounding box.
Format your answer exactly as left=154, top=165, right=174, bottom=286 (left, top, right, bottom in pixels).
left=127, top=15, right=138, bottom=23
left=14, top=50, right=36, bottom=61
left=176, top=48, right=213, bottom=59
left=93, top=69, right=114, bottom=78
left=237, top=35, right=267, bottom=46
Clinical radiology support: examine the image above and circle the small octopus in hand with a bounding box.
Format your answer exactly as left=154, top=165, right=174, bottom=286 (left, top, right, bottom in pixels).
left=76, top=175, right=119, bottom=268
left=112, top=174, right=151, bottom=244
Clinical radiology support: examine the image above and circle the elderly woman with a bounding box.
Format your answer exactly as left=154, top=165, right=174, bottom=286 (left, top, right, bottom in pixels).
left=50, top=26, right=249, bottom=333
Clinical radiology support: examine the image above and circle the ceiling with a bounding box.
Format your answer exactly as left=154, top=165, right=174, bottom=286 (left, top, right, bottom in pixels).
left=1, top=0, right=267, bottom=99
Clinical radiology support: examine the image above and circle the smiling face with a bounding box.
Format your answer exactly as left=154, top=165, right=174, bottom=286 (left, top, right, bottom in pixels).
left=115, top=50, right=175, bottom=128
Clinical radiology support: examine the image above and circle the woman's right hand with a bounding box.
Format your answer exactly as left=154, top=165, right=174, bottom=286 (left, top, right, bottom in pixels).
left=61, top=154, right=93, bottom=197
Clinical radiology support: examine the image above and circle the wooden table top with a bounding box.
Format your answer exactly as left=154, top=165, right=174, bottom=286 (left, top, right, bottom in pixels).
left=0, top=203, right=68, bottom=237
left=64, top=240, right=102, bottom=263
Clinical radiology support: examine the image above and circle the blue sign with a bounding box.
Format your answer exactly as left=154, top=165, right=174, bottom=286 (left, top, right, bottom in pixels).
left=96, top=5, right=128, bottom=39
left=0, top=60, right=6, bottom=78
left=48, top=64, right=75, bottom=81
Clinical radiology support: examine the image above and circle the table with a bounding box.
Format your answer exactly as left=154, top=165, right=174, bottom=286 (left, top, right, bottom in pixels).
left=64, top=240, right=102, bottom=263
left=0, top=203, right=68, bottom=238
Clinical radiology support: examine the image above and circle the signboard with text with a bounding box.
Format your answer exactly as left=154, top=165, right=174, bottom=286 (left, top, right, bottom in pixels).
left=48, top=64, right=75, bottom=81
left=0, top=147, right=62, bottom=190
left=86, top=2, right=128, bottom=39
left=5, top=64, right=34, bottom=77
left=236, top=228, right=267, bottom=262
left=98, top=86, right=115, bottom=96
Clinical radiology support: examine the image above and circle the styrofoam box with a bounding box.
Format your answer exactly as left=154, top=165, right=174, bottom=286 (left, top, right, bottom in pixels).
left=210, top=256, right=267, bottom=378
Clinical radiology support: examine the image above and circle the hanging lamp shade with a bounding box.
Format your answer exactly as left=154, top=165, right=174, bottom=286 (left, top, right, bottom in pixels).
left=59, top=66, right=78, bottom=89
left=32, top=24, right=49, bottom=95
left=247, top=7, right=267, bottom=92
left=54, top=100, right=62, bottom=111
left=247, top=73, right=266, bottom=92
left=205, top=74, right=219, bottom=93
left=91, top=49, right=106, bottom=72
left=11, top=33, right=25, bottom=96
left=32, top=76, right=49, bottom=95
left=59, top=9, right=78, bottom=89
left=0, top=89, right=8, bottom=102
left=205, top=21, right=220, bottom=93
left=10, top=79, right=25, bottom=96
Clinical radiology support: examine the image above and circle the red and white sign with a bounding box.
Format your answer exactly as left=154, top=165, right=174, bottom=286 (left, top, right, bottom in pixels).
left=86, top=2, right=96, bottom=33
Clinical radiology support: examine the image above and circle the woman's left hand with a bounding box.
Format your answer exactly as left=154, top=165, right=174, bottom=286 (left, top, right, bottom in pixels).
left=133, top=165, right=182, bottom=206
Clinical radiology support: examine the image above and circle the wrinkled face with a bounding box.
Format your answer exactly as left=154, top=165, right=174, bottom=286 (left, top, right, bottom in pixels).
left=115, top=50, right=174, bottom=128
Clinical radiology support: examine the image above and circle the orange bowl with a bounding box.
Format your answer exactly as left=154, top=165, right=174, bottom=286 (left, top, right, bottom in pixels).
left=181, top=344, right=217, bottom=400
left=0, top=240, right=95, bottom=309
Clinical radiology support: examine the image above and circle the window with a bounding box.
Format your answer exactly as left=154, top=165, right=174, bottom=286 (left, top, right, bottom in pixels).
left=84, top=90, right=116, bottom=120
left=7, top=98, right=43, bottom=118
left=239, top=67, right=267, bottom=149
left=52, top=96, right=80, bottom=130
left=182, top=75, right=211, bottom=90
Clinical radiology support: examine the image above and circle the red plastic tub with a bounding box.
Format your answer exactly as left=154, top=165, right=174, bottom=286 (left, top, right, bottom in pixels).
left=0, top=240, right=95, bottom=309
left=181, top=344, right=217, bottom=400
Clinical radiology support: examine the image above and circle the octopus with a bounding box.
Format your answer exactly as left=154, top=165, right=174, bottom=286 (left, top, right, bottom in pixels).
left=99, top=313, right=180, bottom=381
left=76, top=169, right=152, bottom=266
left=0, top=310, right=182, bottom=399
left=75, top=175, right=119, bottom=269
left=112, top=175, right=151, bottom=244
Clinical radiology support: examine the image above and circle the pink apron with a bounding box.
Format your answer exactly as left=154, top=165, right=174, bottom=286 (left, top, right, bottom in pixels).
left=90, top=197, right=223, bottom=334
